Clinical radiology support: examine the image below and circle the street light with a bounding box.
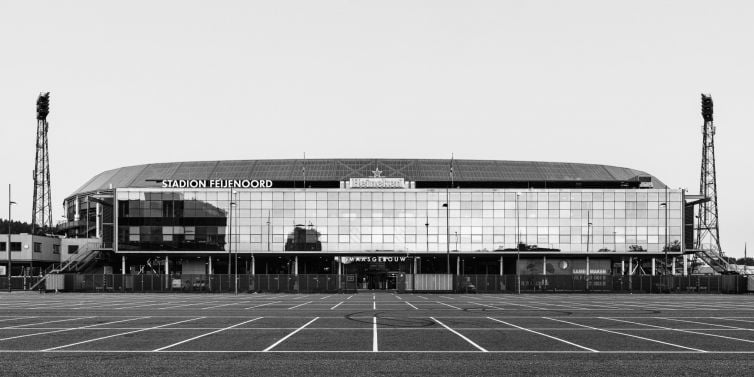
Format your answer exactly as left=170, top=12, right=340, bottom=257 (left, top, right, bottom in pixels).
left=425, top=216, right=429, bottom=253
left=515, top=192, right=521, bottom=295
left=660, top=202, right=668, bottom=276
left=442, top=202, right=450, bottom=274
left=7, top=184, right=16, bottom=293
left=586, top=213, right=592, bottom=292
left=232, top=191, right=238, bottom=295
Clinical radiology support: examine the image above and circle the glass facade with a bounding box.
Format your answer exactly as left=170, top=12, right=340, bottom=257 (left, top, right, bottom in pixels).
left=115, top=188, right=683, bottom=254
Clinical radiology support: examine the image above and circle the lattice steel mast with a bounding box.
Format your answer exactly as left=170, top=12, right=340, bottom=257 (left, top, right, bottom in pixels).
left=32, top=92, right=52, bottom=233
left=695, top=94, right=722, bottom=255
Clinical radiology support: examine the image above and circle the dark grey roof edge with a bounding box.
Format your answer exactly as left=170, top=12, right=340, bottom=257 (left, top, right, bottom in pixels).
left=68, top=158, right=667, bottom=198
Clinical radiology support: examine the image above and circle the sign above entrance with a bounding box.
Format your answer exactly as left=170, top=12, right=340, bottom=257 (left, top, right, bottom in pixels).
left=161, top=179, right=273, bottom=189
left=340, top=256, right=410, bottom=263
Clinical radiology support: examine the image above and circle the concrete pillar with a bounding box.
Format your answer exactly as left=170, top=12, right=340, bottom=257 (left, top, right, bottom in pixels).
left=628, top=258, right=632, bottom=275
left=543, top=256, right=547, bottom=276
left=414, top=257, right=419, bottom=275
left=621, top=258, right=625, bottom=275
left=456, top=256, right=461, bottom=275
left=251, top=255, right=255, bottom=275
left=651, top=258, right=656, bottom=276
left=165, top=255, right=169, bottom=275
left=208, top=256, right=212, bottom=274
left=95, top=203, right=102, bottom=239
left=499, top=256, right=503, bottom=276
left=672, top=257, right=676, bottom=275
left=121, top=255, right=126, bottom=274
left=74, top=196, right=80, bottom=221
left=683, top=255, right=688, bottom=276
left=294, top=256, right=298, bottom=275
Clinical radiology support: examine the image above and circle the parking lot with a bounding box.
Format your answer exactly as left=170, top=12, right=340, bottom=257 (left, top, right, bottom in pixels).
left=1, top=292, right=754, bottom=375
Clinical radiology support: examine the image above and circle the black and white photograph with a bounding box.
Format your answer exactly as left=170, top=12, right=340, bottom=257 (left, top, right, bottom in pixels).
left=1, top=1, right=753, bottom=375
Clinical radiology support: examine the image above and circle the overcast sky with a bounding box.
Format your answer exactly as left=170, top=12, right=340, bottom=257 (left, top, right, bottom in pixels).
left=1, top=0, right=752, bottom=258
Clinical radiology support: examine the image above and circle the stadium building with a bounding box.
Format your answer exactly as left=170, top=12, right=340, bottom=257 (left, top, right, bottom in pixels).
left=53, top=158, right=691, bottom=290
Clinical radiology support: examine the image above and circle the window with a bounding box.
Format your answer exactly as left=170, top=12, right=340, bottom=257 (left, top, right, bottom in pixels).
left=33, top=242, right=42, bottom=253
left=10, top=242, right=21, bottom=252
left=68, top=245, right=79, bottom=254
left=53, top=244, right=60, bottom=254
left=0, top=242, right=4, bottom=251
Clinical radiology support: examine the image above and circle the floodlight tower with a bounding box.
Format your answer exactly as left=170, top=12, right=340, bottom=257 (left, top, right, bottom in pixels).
left=32, top=92, right=52, bottom=233
left=695, top=94, right=722, bottom=255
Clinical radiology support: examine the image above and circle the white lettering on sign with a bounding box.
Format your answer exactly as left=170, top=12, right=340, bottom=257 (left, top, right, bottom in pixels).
left=349, top=178, right=406, bottom=189
left=161, top=180, right=273, bottom=189
left=341, top=256, right=409, bottom=263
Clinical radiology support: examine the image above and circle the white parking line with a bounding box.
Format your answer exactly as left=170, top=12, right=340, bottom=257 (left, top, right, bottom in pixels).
left=201, top=302, right=247, bottom=310
left=0, top=317, right=150, bottom=342
left=406, top=302, right=418, bottom=310
left=3, top=317, right=94, bottom=329
left=431, top=317, right=487, bottom=352
left=658, top=318, right=751, bottom=330
left=373, top=301, right=376, bottom=310
left=42, top=317, right=205, bottom=351
left=154, top=317, right=262, bottom=351
left=288, top=301, right=312, bottom=310
left=0, top=317, right=37, bottom=323
left=470, top=302, right=504, bottom=310
left=488, top=317, right=597, bottom=352
left=602, top=317, right=754, bottom=344
left=545, top=317, right=706, bottom=353
left=437, top=302, right=462, bottom=310
left=330, top=301, right=344, bottom=310
left=320, top=295, right=334, bottom=300
left=373, top=316, right=378, bottom=352
left=245, top=301, right=280, bottom=310
left=263, top=317, right=319, bottom=352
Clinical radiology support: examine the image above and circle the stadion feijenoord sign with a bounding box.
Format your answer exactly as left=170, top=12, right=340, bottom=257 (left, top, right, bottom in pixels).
left=161, top=179, right=273, bottom=188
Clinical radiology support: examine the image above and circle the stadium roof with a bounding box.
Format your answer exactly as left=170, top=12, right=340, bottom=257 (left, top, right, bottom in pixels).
left=70, top=159, right=666, bottom=197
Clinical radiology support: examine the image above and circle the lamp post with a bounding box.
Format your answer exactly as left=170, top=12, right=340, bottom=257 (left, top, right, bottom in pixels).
left=660, top=202, right=668, bottom=276
left=442, top=202, right=450, bottom=274
left=7, top=184, right=16, bottom=293
left=232, top=191, right=238, bottom=295
left=425, top=216, right=429, bottom=253
left=586, top=213, right=592, bottom=292
left=515, top=192, right=521, bottom=295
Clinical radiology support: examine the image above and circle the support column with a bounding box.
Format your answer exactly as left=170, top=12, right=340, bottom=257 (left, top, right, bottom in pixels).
left=672, top=257, right=676, bottom=275
left=121, top=255, right=126, bottom=274
left=95, top=203, right=101, bottom=239
left=651, top=258, right=655, bottom=276
left=628, top=258, right=632, bottom=275
left=543, top=256, right=547, bottom=276
left=294, top=256, right=299, bottom=275
left=165, top=255, right=170, bottom=289
left=414, top=257, right=419, bottom=275
left=251, top=255, right=255, bottom=275
left=208, top=256, right=213, bottom=274
left=499, top=256, right=503, bottom=276
left=683, top=255, right=688, bottom=276
left=621, top=258, right=625, bottom=275
left=456, top=256, right=461, bottom=275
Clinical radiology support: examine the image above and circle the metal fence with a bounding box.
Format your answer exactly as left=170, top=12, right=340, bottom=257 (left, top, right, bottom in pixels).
left=5, top=273, right=750, bottom=294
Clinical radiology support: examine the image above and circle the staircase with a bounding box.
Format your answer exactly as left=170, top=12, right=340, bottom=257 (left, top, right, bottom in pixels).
left=30, top=242, right=110, bottom=290
left=687, top=248, right=736, bottom=274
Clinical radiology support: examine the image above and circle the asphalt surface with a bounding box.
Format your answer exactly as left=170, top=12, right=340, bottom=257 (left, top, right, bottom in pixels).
left=1, top=292, right=754, bottom=376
